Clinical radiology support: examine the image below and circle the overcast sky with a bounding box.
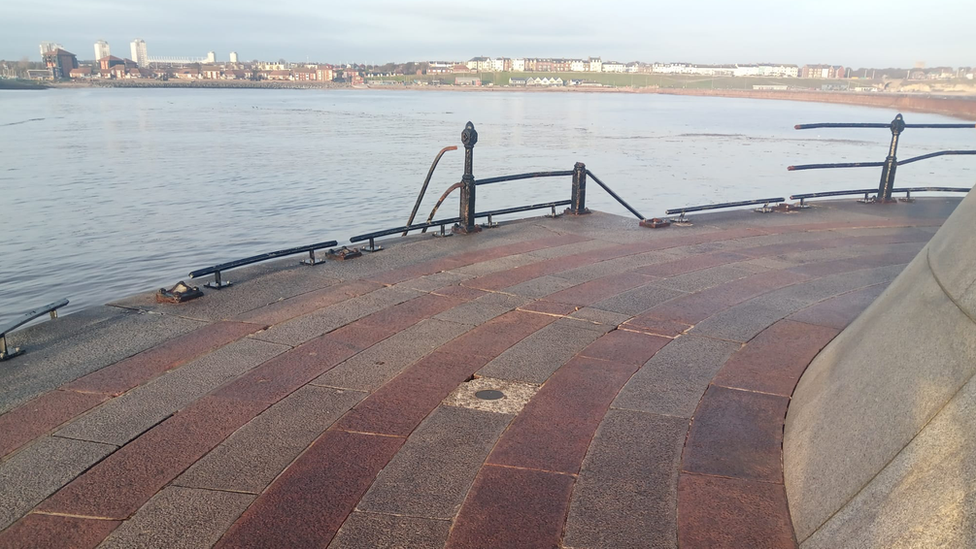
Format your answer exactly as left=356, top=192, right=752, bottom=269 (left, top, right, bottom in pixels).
left=4, top=0, right=973, bottom=67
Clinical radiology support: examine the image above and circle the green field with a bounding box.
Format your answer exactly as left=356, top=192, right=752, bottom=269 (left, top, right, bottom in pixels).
left=366, top=72, right=864, bottom=90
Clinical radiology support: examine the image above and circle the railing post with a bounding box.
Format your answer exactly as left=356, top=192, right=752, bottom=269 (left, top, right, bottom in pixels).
left=455, top=121, right=482, bottom=234
left=877, top=113, right=905, bottom=202
left=568, top=162, right=590, bottom=215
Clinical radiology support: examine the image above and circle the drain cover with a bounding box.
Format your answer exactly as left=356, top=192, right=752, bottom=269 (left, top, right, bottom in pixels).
left=475, top=389, right=505, bottom=400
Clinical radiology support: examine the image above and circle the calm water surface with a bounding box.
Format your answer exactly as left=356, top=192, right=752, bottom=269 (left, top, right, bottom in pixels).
left=1, top=88, right=973, bottom=323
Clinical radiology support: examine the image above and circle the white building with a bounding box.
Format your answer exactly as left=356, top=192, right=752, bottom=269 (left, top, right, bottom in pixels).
left=511, top=58, right=526, bottom=71
left=488, top=58, right=506, bottom=72
left=94, top=40, right=110, bottom=61
left=206, top=51, right=216, bottom=64
left=130, top=39, right=148, bottom=67
left=602, top=61, right=626, bottom=73
left=570, top=59, right=586, bottom=72
left=588, top=57, right=602, bottom=72
left=229, top=51, right=238, bottom=63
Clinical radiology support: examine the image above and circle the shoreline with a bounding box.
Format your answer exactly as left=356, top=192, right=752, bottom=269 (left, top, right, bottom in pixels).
left=43, top=79, right=976, bottom=119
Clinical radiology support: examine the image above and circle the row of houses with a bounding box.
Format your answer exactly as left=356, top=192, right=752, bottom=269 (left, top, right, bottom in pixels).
left=459, top=58, right=855, bottom=78
left=66, top=58, right=342, bottom=82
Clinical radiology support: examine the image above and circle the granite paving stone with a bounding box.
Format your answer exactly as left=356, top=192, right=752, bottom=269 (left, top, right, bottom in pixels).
left=681, top=385, right=790, bottom=483
left=428, top=283, right=485, bottom=300
left=0, top=514, right=122, bottom=549
left=329, top=512, right=451, bottom=549
left=638, top=269, right=810, bottom=325
left=230, top=279, right=383, bottom=326
left=335, top=351, right=491, bottom=437
left=677, top=473, right=795, bottom=549
left=214, top=430, right=404, bottom=549
left=568, top=307, right=632, bottom=328
left=787, top=283, right=886, bottom=329
left=564, top=409, right=689, bottom=549
left=442, top=309, right=558, bottom=359
left=64, top=321, right=264, bottom=396
left=400, top=272, right=473, bottom=292
left=175, top=385, right=364, bottom=494
left=787, top=249, right=920, bottom=278
left=517, top=300, right=580, bottom=316
left=579, top=329, right=671, bottom=366
left=588, top=282, right=687, bottom=316
left=0, top=390, right=108, bottom=458
left=447, top=253, right=539, bottom=276
left=478, top=321, right=606, bottom=383
left=255, top=286, right=423, bottom=346
left=620, top=315, right=692, bottom=338
left=210, top=328, right=381, bottom=405
left=634, top=251, right=748, bottom=277
left=689, top=293, right=810, bottom=343
left=503, top=275, right=578, bottom=298
left=651, top=264, right=757, bottom=293
left=311, top=318, right=470, bottom=392
left=544, top=272, right=656, bottom=307
left=98, top=487, right=255, bottom=549
left=432, top=291, right=531, bottom=326
left=358, top=406, right=513, bottom=519
left=39, top=395, right=267, bottom=520
left=0, top=436, right=116, bottom=530
left=613, top=335, right=741, bottom=418
left=524, top=238, right=610, bottom=260
left=445, top=465, right=575, bottom=549
left=487, top=356, right=646, bottom=474
left=55, top=338, right=288, bottom=446
left=1, top=310, right=204, bottom=414
left=713, top=320, right=840, bottom=396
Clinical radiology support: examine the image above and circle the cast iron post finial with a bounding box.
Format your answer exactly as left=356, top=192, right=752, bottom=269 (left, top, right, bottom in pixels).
left=877, top=113, right=905, bottom=202
left=455, top=121, right=482, bottom=234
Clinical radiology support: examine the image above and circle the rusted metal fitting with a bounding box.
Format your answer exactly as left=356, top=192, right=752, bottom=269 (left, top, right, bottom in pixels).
left=640, top=218, right=671, bottom=229
left=157, top=281, right=203, bottom=303
left=326, top=246, right=362, bottom=261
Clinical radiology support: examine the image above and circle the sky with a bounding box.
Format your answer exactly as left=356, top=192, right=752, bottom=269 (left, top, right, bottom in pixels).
left=3, top=0, right=974, bottom=67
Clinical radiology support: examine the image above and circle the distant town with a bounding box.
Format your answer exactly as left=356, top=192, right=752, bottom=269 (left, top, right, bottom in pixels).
left=2, top=39, right=974, bottom=92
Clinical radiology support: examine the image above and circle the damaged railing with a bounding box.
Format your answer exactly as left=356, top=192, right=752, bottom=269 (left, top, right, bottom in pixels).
left=788, top=114, right=976, bottom=202
left=351, top=121, right=655, bottom=250
left=0, top=298, right=68, bottom=361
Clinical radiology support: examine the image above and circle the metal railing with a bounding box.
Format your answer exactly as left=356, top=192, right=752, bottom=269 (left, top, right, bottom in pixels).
left=351, top=121, right=651, bottom=249
left=790, top=186, right=971, bottom=205
left=188, top=240, right=338, bottom=289
left=788, top=114, right=976, bottom=202
left=665, top=197, right=786, bottom=219
left=1, top=298, right=68, bottom=361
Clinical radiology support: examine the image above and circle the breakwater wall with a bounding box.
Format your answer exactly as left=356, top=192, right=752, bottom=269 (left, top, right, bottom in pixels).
left=648, top=88, right=976, bottom=120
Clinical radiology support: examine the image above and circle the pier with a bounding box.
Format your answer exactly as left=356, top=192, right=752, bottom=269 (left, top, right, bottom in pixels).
left=2, top=115, right=975, bottom=547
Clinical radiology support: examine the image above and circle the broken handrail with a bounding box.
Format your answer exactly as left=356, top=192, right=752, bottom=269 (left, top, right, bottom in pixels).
left=403, top=145, right=457, bottom=236
left=188, top=240, right=338, bottom=289
left=1, top=298, right=69, bottom=361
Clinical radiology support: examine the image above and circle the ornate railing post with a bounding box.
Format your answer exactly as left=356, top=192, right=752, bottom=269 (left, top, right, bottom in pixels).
left=568, top=162, right=590, bottom=215
left=455, top=121, right=482, bottom=234
left=877, top=113, right=906, bottom=202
